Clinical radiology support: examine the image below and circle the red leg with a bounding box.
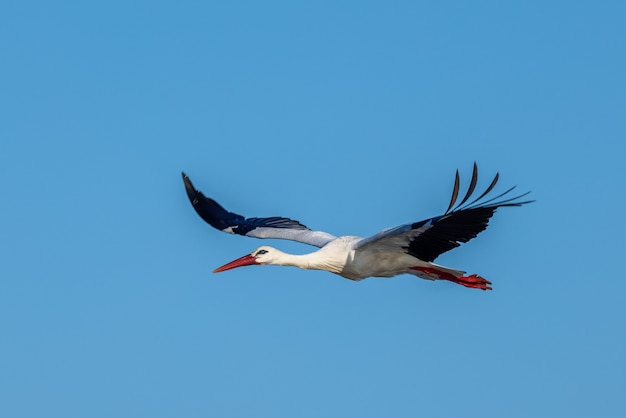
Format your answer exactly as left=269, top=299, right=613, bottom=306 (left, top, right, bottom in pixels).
left=410, top=267, right=492, bottom=291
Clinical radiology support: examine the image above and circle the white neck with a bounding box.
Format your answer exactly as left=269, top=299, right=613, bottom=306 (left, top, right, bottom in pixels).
left=270, top=249, right=345, bottom=275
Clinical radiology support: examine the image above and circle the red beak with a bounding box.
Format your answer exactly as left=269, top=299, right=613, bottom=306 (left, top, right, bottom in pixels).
left=213, top=254, right=258, bottom=273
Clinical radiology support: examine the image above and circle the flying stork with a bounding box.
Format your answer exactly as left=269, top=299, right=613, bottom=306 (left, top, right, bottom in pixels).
left=181, top=164, right=532, bottom=290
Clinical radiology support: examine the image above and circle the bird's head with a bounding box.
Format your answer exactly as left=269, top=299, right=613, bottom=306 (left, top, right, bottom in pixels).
left=213, top=246, right=280, bottom=273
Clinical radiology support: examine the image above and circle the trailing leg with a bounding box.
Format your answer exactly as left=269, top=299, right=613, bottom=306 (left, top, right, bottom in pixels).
left=410, top=266, right=492, bottom=291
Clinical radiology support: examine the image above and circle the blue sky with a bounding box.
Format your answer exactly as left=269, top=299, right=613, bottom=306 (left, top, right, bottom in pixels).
left=1, top=1, right=625, bottom=417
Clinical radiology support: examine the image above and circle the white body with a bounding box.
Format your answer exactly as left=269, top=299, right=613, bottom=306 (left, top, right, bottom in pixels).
left=251, top=236, right=464, bottom=282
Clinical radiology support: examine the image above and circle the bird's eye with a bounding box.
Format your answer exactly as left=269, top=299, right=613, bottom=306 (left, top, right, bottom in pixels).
left=256, top=249, right=268, bottom=255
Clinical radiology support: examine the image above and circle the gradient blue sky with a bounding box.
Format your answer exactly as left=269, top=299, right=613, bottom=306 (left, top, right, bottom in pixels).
left=1, top=1, right=625, bottom=417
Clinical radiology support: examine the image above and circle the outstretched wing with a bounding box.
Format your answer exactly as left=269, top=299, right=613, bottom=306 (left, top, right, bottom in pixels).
left=354, top=163, right=533, bottom=262
left=182, top=172, right=337, bottom=248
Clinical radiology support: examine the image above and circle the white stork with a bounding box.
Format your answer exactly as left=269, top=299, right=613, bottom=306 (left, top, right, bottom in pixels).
left=182, top=164, right=532, bottom=290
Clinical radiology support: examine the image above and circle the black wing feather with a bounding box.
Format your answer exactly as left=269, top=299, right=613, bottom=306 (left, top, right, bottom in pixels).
left=407, top=166, right=533, bottom=262
left=452, top=162, right=478, bottom=212
left=182, top=172, right=308, bottom=235
left=407, top=206, right=498, bottom=262
left=462, top=172, right=500, bottom=209
left=445, top=169, right=461, bottom=214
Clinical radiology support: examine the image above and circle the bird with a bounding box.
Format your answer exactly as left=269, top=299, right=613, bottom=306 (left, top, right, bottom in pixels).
left=181, top=164, right=532, bottom=290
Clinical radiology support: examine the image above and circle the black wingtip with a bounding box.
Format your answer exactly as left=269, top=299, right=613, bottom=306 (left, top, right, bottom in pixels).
left=443, top=165, right=534, bottom=213
left=182, top=172, right=198, bottom=201
left=454, top=162, right=479, bottom=211
left=445, top=169, right=461, bottom=215
left=180, top=172, right=241, bottom=230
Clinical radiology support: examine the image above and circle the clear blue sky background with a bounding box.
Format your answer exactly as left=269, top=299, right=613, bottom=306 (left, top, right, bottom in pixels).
left=1, top=1, right=625, bottom=417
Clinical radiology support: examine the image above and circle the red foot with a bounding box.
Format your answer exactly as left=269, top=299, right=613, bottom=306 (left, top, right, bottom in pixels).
left=453, top=274, right=492, bottom=291
left=410, top=267, right=492, bottom=291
